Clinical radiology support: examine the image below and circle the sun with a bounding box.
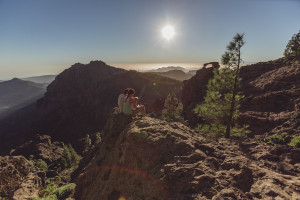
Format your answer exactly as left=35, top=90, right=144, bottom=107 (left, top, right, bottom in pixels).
left=161, top=25, right=175, bottom=40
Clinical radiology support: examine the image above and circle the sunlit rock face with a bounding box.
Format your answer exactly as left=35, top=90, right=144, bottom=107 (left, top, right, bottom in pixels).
left=74, top=111, right=300, bottom=200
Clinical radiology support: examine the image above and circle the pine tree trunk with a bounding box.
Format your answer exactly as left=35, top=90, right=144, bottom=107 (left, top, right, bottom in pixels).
left=225, top=49, right=241, bottom=138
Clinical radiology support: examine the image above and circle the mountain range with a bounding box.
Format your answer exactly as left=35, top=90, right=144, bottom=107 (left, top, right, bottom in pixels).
left=0, top=78, right=47, bottom=119
left=0, top=58, right=299, bottom=199
left=0, top=61, right=182, bottom=154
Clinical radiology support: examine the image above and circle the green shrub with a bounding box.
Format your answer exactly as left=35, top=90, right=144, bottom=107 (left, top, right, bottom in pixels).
left=33, top=194, right=58, bottom=200
left=134, top=131, right=148, bottom=138
left=40, top=182, right=57, bottom=197
left=95, top=132, right=101, bottom=144
left=60, top=144, right=79, bottom=170
left=196, top=123, right=249, bottom=138
left=267, top=135, right=285, bottom=144
left=289, top=136, right=300, bottom=147
left=35, top=178, right=75, bottom=200
left=34, top=159, right=48, bottom=171
left=53, top=183, right=76, bottom=199
left=161, top=93, right=184, bottom=122
left=83, top=134, right=92, bottom=152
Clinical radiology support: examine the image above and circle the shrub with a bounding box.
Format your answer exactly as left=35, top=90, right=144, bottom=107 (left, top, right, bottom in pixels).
left=95, top=132, right=101, bottom=144
left=267, top=135, right=285, bottom=144
left=83, top=134, right=92, bottom=152
left=196, top=123, right=249, bottom=138
left=289, top=136, right=300, bottom=148
left=34, top=159, right=48, bottom=171
left=33, top=195, right=57, bottom=200
left=162, top=92, right=184, bottom=122
left=60, top=144, right=79, bottom=170
left=34, top=177, right=75, bottom=200
left=53, top=183, right=76, bottom=199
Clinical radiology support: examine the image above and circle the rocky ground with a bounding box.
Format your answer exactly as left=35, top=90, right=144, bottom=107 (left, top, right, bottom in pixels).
left=74, top=112, right=300, bottom=200
left=0, top=156, right=43, bottom=200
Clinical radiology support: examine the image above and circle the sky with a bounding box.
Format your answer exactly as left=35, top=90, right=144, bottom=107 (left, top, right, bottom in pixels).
left=0, top=0, right=299, bottom=80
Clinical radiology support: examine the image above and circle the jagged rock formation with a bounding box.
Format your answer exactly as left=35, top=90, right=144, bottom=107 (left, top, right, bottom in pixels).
left=10, top=135, right=64, bottom=166
left=182, top=66, right=215, bottom=127
left=0, top=156, right=43, bottom=200
left=0, top=61, right=182, bottom=154
left=182, top=59, right=300, bottom=138
left=203, top=62, right=220, bottom=69
left=74, top=113, right=300, bottom=199
left=239, top=61, right=300, bottom=137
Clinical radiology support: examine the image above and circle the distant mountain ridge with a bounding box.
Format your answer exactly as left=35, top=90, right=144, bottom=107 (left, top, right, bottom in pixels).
left=148, top=66, right=186, bottom=73
left=0, top=78, right=46, bottom=119
left=21, top=75, right=56, bottom=84
left=150, top=69, right=193, bottom=81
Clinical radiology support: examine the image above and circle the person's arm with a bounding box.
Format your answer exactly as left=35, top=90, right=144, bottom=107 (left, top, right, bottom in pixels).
left=129, top=97, right=137, bottom=109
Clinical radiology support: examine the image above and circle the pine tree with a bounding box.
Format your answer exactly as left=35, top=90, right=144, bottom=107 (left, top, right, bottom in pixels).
left=284, top=30, right=300, bottom=59
left=194, top=33, right=248, bottom=138
left=221, top=33, right=245, bottom=138
left=162, top=92, right=183, bottom=122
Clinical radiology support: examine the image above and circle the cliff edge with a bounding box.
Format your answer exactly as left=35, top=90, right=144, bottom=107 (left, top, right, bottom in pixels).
left=74, top=112, right=300, bottom=199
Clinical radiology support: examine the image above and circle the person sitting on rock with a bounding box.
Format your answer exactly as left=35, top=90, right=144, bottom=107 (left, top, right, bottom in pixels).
left=118, top=88, right=129, bottom=113
left=123, top=88, right=146, bottom=117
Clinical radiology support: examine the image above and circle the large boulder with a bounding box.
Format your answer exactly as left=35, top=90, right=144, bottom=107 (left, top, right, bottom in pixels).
left=74, top=116, right=300, bottom=199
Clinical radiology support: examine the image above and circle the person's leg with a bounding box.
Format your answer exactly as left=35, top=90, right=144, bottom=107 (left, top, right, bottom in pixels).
left=136, top=105, right=146, bottom=116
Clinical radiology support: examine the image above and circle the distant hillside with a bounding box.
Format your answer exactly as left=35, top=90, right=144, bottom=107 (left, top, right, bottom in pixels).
left=21, top=75, right=56, bottom=85
left=0, top=78, right=46, bottom=119
left=0, top=61, right=182, bottom=154
left=150, top=69, right=193, bottom=81
left=148, top=66, right=186, bottom=73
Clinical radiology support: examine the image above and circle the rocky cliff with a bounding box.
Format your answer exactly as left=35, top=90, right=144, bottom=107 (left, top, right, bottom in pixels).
left=0, top=61, right=182, bottom=154
left=239, top=61, right=300, bottom=138
left=74, top=112, right=300, bottom=199
left=182, top=59, right=300, bottom=138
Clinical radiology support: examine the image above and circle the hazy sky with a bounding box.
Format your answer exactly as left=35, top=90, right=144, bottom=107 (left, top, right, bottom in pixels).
left=0, top=0, right=299, bottom=79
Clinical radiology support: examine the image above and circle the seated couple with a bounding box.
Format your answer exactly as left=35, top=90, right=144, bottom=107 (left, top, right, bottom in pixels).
left=118, top=88, right=146, bottom=117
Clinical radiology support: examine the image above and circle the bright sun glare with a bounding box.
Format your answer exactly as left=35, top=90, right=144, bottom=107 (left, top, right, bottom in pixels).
left=161, top=25, right=175, bottom=40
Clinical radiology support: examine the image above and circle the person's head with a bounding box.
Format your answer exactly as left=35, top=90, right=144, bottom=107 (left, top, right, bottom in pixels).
left=123, top=88, right=130, bottom=95
left=127, top=88, right=135, bottom=97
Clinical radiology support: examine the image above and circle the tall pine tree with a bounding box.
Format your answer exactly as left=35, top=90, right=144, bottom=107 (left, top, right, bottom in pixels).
left=194, top=33, right=248, bottom=138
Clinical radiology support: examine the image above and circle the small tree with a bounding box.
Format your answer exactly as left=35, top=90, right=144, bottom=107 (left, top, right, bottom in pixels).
left=194, top=67, right=247, bottom=138
left=284, top=30, right=300, bottom=59
left=60, top=144, right=79, bottom=170
left=83, top=134, right=92, bottom=152
left=221, top=33, right=245, bottom=138
left=195, top=33, right=248, bottom=138
left=162, top=92, right=183, bottom=122
left=95, top=132, right=101, bottom=144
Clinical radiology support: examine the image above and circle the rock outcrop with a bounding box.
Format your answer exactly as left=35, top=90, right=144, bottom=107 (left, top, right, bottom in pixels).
left=239, top=61, right=300, bottom=137
left=182, top=66, right=215, bottom=127
left=182, top=59, right=300, bottom=137
left=0, top=156, right=43, bottom=200
left=0, top=61, right=182, bottom=154
left=10, top=135, right=64, bottom=167
left=74, top=113, right=300, bottom=199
